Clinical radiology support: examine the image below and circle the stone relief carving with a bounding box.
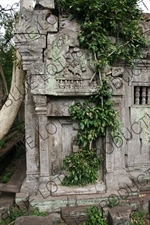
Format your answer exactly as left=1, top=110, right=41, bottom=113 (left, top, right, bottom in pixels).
left=30, top=30, right=98, bottom=94
left=15, top=8, right=58, bottom=71
left=15, top=5, right=98, bottom=95
left=107, top=67, right=125, bottom=95
left=45, top=32, right=95, bottom=79
left=17, top=8, right=58, bottom=34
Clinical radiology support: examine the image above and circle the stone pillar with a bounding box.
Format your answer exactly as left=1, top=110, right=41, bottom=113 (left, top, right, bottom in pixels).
left=33, top=95, right=50, bottom=195
left=105, top=130, right=116, bottom=190
left=105, top=74, right=132, bottom=190
left=25, top=77, right=40, bottom=195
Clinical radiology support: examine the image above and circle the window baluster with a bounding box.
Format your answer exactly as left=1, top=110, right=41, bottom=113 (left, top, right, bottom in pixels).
left=142, top=87, right=146, bottom=105
left=135, top=87, right=140, bottom=105
left=147, top=87, right=150, bottom=105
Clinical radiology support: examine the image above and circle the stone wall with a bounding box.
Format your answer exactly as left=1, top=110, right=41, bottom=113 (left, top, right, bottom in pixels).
left=15, top=0, right=150, bottom=200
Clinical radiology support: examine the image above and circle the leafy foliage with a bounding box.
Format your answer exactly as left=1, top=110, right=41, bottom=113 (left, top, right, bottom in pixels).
left=130, top=211, right=146, bottom=225
left=61, top=78, right=120, bottom=186
left=61, top=149, right=103, bottom=186
left=61, top=79, right=120, bottom=186
left=57, top=0, right=147, bottom=70
left=69, top=78, right=121, bottom=149
left=0, top=207, right=48, bottom=225
left=0, top=206, right=26, bottom=225
left=0, top=3, right=18, bottom=89
left=83, top=206, right=108, bottom=225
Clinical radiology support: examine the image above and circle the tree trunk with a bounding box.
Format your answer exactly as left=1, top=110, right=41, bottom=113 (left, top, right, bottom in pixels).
left=0, top=51, right=24, bottom=140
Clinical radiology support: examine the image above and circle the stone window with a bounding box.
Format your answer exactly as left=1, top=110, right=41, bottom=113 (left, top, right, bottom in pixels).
left=134, top=86, right=150, bottom=105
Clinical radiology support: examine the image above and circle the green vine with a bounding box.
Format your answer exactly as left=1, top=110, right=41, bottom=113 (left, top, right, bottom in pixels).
left=58, top=0, right=147, bottom=186
left=61, top=78, right=120, bottom=186
left=69, top=78, right=121, bottom=149
left=57, top=0, right=147, bottom=70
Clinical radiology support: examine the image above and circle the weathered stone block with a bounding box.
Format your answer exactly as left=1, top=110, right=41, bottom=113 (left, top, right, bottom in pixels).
left=61, top=205, right=89, bottom=225
left=36, top=0, right=55, bottom=9
left=15, top=215, right=53, bottom=225
left=108, top=206, right=131, bottom=225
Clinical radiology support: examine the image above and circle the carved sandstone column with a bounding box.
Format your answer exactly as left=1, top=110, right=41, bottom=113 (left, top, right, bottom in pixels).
left=105, top=129, right=116, bottom=190
left=33, top=95, right=50, bottom=194
left=24, top=76, right=40, bottom=195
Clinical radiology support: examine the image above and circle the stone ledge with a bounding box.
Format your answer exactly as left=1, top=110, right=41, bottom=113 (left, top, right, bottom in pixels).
left=15, top=213, right=61, bottom=225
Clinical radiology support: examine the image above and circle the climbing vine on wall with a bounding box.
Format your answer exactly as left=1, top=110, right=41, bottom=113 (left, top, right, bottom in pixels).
left=61, top=78, right=120, bottom=186
left=56, top=0, right=147, bottom=186
left=57, top=0, right=147, bottom=70
left=69, top=78, right=121, bottom=149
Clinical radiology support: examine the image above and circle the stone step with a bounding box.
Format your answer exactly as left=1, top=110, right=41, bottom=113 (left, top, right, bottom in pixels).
left=14, top=214, right=63, bottom=225
left=108, top=206, right=131, bottom=225
left=61, top=205, right=93, bottom=225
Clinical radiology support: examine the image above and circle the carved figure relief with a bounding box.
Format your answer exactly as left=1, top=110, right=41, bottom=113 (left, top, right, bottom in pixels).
left=29, top=30, right=97, bottom=94
left=45, top=32, right=94, bottom=79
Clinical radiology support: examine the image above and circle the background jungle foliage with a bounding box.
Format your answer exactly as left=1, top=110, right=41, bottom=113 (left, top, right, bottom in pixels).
left=0, top=3, right=18, bottom=90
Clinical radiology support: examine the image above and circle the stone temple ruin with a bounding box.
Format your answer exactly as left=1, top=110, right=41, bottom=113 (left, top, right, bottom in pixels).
left=15, top=0, right=150, bottom=221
